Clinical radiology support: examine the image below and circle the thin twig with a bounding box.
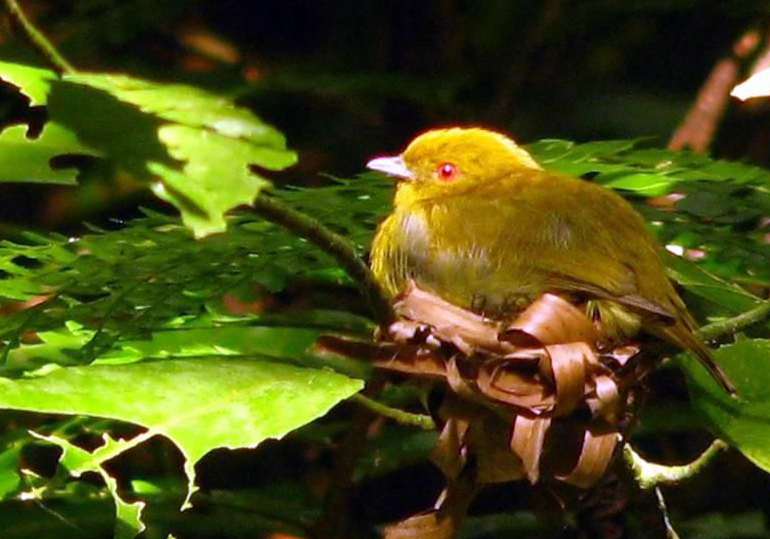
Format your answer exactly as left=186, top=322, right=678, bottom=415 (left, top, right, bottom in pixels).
left=697, top=300, right=770, bottom=341
left=351, top=393, right=436, bottom=430
left=654, top=487, right=682, bottom=539
left=623, top=439, right=727, bottom=490
left=3, top=0, right=75, bottom=74
left=253, top=193, right=395, bottom=326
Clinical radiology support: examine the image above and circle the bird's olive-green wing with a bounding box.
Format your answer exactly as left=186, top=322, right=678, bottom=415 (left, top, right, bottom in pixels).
left=417, top=170, right=678, bottom=319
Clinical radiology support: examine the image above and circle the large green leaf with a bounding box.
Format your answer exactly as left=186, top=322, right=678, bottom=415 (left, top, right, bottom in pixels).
left=0, top=123, right=95, bottom=185
left=678, top=338, right=770, bottom=473
left=0, top=359, right=364, bottom=508
left=0, top=61, right=53, bottom=105
left=0, top=62, right=297, bottom=237
left=50, top=72, right=297, bottom=237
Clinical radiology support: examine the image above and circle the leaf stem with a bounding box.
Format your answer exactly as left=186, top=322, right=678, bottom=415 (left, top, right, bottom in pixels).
left=697, top=300, right=770, bottom=341
left=623, top=439, right=727, bottom=490
left=350, top=394, right=435, bottom=430
left=252, top=193, right=395, bottom=326
left=3, top=0, right=76, bottom=74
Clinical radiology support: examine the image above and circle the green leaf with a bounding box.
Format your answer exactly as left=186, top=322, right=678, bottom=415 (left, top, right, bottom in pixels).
left=149, top=124, right=295, bottom=237
left=0, top=123, right=95, bottom=185
left=665, top=255, right=761, bottom=312
left=0, top=444, right=21, bottom=499
left=0, top=61, right=54, bottom=106
left=31, top=432, right=146, bottom=539
left=603, top=172, right=676, bottom=196
left=48, top=72, right=297, bottom=237
left=63, top=73, right=288, bottom=146
left=0, top=358, right=364, bottom=507
left=678, top=338, right=770, bottom=473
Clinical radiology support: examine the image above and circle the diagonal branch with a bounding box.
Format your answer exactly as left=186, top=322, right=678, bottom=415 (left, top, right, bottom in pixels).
left=253, top=193, right=395, bottom=325
left=3, top=0, right=75, bottom=74
left=697, top=300, right=770, bottom=341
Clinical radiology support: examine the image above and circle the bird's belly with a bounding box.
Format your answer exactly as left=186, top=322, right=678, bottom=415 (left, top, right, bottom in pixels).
left=395, top=218, right=536, bottom=318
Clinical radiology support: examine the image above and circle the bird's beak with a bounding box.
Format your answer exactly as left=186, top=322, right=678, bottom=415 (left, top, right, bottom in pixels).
left=366, top=155, right=414, bottom=180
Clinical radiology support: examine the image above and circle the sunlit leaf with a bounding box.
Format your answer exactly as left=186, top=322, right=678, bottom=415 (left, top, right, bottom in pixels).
left=31, top=432, right=146, bottom=539
left=0, top=61, right=54, bottom=106
left=678, top=338, right=770, bottom=473
left=0, top=358, right=364, bottom=507
left=0, top=123, right=95, bottom=185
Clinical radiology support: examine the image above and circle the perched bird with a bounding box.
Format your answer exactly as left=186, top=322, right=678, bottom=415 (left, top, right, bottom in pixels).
left=367, top=127, right=735, bottom=394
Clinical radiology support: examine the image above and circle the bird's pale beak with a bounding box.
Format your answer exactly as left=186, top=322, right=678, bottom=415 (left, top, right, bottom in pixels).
left=366, top=155, right=414, bottom=180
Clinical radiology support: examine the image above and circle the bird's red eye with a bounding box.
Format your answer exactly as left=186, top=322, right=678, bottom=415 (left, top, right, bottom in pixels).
left=437, top=162, right=458, bottom=181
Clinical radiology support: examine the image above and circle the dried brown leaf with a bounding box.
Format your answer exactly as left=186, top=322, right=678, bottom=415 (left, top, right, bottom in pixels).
left=314, top=334, right=398, bottom=361
left=469, top=415, right=524, bottom=483
left=477, top=361, right=555, bottom=411
left=602, top=344, right=640, bottom=367
left=394, top=282, right=511, bottom=354
left=510, top=415, right=552, bottom=483
left=383, top=511, right=458, bottom=539
left=587, top=375, right=620, bottom=423
left=546, top=343, right=589, bottom=416
left=501, top=293, right=598, bottom=347
left=384, top=477, right=476, bottom=539
left=557, top=424, right=619, bottom=488
left=373, top=350, right=448, bottom=377
left=431, top=417, right=471, bottom=480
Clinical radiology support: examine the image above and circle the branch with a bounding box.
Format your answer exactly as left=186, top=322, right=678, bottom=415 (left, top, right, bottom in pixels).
left=252, top=193, right=395, bottom=326
left=351, top=394, right=436, bottom=430
left=697, top=300, right=770, bottom=341
left=668, top=27, right=765, bottom=152
left=3, top=0, right=75, bottom=74
left=623, top=440, right=727, bottom=490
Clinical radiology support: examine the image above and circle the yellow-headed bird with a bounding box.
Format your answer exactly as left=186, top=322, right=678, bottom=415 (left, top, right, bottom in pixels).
left=368, top=127, right=735, bottom=394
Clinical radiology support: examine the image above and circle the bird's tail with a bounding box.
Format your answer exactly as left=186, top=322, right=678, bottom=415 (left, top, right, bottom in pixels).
left=663, top=321, right=736, bottom=395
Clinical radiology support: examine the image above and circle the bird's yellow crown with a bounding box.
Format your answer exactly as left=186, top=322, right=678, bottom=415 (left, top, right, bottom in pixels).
left=404, top=127, right=541, bottom=184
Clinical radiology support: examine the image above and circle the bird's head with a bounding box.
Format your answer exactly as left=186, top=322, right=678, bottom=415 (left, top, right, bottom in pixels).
left=367, top=127, right=542, bottom=201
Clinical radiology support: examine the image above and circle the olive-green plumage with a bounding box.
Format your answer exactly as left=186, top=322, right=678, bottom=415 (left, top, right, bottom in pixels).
left=368, top=127, right=735, bottom=394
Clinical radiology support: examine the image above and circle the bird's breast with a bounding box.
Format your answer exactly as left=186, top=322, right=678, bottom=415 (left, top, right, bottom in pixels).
left=385, top=208, right=520, bottom=316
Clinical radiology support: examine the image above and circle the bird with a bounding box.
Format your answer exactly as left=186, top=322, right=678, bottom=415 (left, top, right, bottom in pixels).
left=366, top=127, right=736, bottom=394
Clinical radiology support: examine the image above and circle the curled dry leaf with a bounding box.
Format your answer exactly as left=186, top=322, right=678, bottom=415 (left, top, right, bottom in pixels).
left=546, top=343, right=590, bottom=416
left=588, top=374, right=621, bottom=423
left=383, top=475, right=477, bottom=539
left=393, top=282, right=512, bottom=354
left=557, top=424, right=620, bottom=488
left=511, top=415, right=552, bottom=484
left=469, top=414, right=525, bottom=484
left=431, top=415, right=472, bottom=480
left=477, top=359, right=555, bottom=411
left=501, top=293, right=599, bottom=346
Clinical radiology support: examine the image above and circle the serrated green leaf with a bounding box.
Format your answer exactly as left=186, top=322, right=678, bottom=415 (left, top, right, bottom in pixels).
left=0, top=61, right=55, bottom=106
left=149, top=124, right=296, bottom=237
left=0, top=359, right=364, bottom=507
left=678, top=339, right=770, bottom=474
left=0, top=123, right=96, bottom=185
left=64, top=73, right=287, bottom=145
left=44, top=71, right=297, bottom=237
left=31, top=432, right=146, bottom=539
